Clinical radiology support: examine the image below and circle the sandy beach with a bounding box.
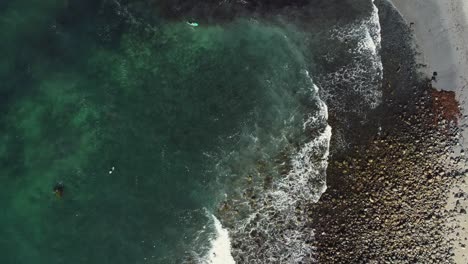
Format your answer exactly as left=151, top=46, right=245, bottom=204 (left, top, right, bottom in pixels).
left=389, top=0, right=468, bottom=93
left=388, top=0, right=468, bottom=262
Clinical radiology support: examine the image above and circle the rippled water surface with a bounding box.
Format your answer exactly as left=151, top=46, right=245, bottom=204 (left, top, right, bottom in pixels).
left=0, top=1, right=381, bottom=263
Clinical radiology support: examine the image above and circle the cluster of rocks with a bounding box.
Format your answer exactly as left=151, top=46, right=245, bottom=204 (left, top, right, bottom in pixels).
left=308, top=86, right=466, bottom=263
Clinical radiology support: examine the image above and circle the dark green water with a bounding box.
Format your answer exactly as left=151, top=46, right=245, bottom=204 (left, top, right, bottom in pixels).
left=0, top=1, right=319, bottom=263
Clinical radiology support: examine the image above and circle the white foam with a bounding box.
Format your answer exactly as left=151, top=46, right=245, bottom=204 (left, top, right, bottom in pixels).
left=320, top=0, right=383, bottom=111
left=223, top=2, right=384, bottom=262
left=203, top=215, right=235, bottom=264
left=275, top=124, right=332, bottom=205
left=200, top=3, right=383, bottom=262
left=225, top=83, right=331, bottom=263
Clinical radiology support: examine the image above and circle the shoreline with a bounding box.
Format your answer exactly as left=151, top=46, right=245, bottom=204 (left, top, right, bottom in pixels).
left=388, top=0, right=468, bottom=93
left=310, top=86, right=464, bottom=262
left=389, top=0, right=468, bottom=262
left=309, top=0, right=467, bottom=262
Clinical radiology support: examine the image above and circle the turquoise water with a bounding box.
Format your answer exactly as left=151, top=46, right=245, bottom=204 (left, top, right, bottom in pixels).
left=0, top=1, right=321, bottom=263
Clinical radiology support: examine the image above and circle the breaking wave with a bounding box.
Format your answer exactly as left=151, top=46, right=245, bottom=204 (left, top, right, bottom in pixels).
left=319, top=0, right=383, bottom=113
left=203, top=215, right=236, bottom=264
left=205, top=1, right=383, bottom=263
left=213, top=71, right=331, bottom=263
left=111, top=0, right=385, bottom=262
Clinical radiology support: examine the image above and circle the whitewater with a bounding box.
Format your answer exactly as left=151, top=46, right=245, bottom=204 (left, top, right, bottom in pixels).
left=201, top=0, right=383, bottom=263
left=0, top=0, right=385, bottom=263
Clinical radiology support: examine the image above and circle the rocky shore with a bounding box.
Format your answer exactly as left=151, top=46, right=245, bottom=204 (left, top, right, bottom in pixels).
left=195, top=1, right=467, bottom=262
left=309, top=83, right=466, bottom=263
left=307, top=1, right=468, bottom=262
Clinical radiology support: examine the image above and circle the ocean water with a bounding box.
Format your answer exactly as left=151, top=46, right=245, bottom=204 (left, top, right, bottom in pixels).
left=0, top=0, right=382, bottom=263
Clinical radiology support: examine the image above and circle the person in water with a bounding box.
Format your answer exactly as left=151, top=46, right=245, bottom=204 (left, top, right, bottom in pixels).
left=53, top=182, right=65, bottom=198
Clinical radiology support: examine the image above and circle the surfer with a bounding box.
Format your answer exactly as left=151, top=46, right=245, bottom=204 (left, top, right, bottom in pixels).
left=186, top=21, right=198, bottom=27
left=53, top=182, right=65, bottom=198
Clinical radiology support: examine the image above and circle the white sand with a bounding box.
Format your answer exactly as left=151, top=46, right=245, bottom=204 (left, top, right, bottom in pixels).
left=446, top=182, right=468, bottom=263
left=389, top=1, right=468, bottom=262
left=389, top=0, right=468, bottom=92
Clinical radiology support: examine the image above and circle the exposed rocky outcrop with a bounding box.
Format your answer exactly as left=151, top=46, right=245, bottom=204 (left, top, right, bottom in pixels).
left=309, top=84, right=466, bottom=263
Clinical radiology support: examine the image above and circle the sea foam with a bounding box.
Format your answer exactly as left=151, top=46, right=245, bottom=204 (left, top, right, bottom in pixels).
left=203, top=215, right=235, bottom=264
left=319, top=0, right=383, bottom=113
left=224, top=72, right=332, bottom=263
left=201, top=1, right=383, bottom=263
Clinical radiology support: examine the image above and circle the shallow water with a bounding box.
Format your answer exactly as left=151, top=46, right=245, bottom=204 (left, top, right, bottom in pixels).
left=0, top=0, right=383, bottom=263
left=0, top=1, right=327, bottom=263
